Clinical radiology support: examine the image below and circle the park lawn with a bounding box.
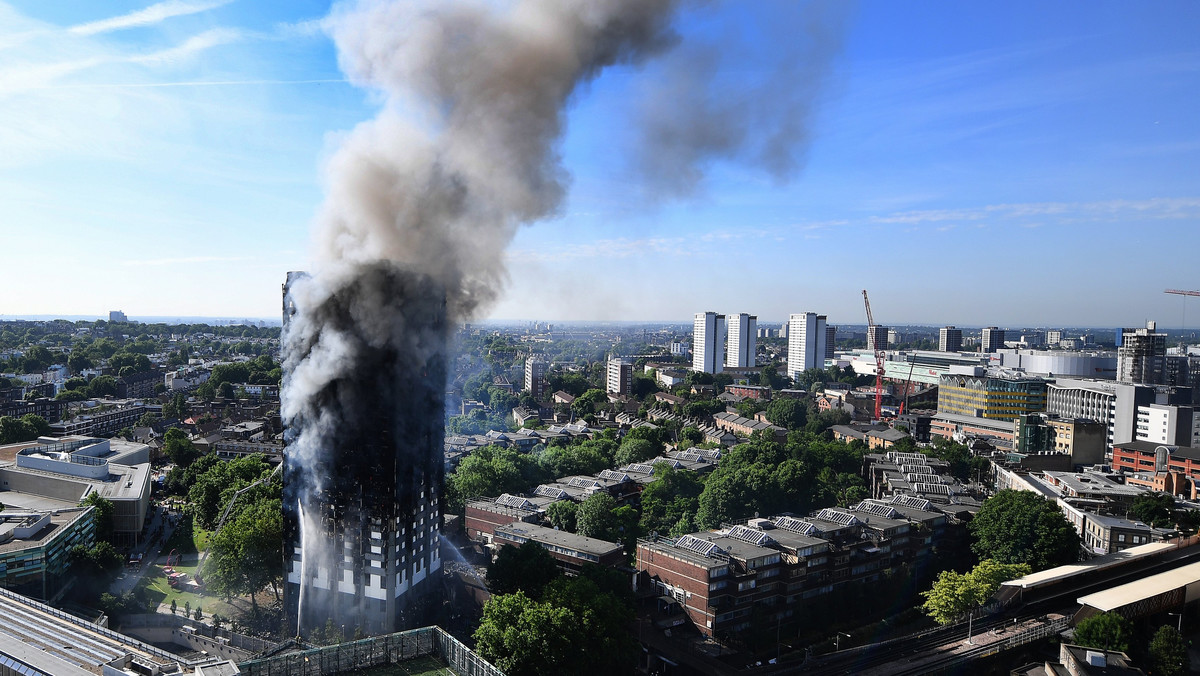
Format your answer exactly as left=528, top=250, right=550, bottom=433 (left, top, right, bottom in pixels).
left=161, top=517, right=211, bottom=555
left=137, top=562, right=237, bottom=619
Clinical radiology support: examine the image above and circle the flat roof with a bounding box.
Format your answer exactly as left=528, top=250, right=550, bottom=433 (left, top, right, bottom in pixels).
left=1078, top=559, right=1200, bottom=612
left=1001, top=541, right=1176, bottom=590
left=495, top=522, right=622, bottom=556
left=0, top=509, right=90, bottom=555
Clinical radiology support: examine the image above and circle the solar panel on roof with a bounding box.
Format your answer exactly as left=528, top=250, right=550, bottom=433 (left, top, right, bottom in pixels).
left=914, top=482, right=951, bottom=495
left=674, top=534, right=724, bottom=557
left=854, top=501, right=901, bottom=519
left=773, top=517, right=823, bottom=536
left=628, top=463, right=655, bottom=474
left=892, top=494, right=935, bottom=510
left=726, top=525, right=775, bottom=546
left=905, top=473, right=942, bottom=484
left=534, top=486, right=567, bottom=499
left=495, top=494, right=534, bottom=510
left=568, top=477, right=601, bottom=488
left=815, top=508, right=860, bottom=527
left=599, top=470, right=631, bottom=482
left=900, top=464, right=932, bottom=474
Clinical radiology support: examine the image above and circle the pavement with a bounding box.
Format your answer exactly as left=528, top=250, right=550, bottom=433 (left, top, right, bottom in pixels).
left=111, top=503, right=181, bottom=596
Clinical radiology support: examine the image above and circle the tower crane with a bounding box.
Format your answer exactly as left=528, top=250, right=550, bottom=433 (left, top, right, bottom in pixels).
left=862, top=290, right=885, bottom=421
left=1165, top=289, right=1200, bottom=339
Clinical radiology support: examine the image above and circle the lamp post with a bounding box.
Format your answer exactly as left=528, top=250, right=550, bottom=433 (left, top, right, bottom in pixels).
left=965, top=610, right=974, bottom=645
left=835, top=632, right=851, bottom=651
left=1169, top=611, right=1183, bottom=633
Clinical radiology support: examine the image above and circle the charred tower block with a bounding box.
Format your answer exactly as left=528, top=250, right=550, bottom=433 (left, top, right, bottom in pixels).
left=282, top=266, right=445, bottom=636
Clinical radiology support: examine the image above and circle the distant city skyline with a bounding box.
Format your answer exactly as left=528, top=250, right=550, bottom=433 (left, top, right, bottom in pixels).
left=2, top=2, right=1199, bottom=326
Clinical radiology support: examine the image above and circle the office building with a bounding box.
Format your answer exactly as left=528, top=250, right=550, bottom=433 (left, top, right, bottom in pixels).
left=938, top=326, right=963, bottom=353
left=825, top=325, right=837, bottom=360
left=692, top=312, right=726, bottom=374
left=1046, top=330, right=1063, bottom=346
left=524, top=356, right=547, bottom=401
left=867, top=325, right=889, bottom=351
left=725, top=313, right=757, bottom=368
left=936, top=371, right=1047, bottom=421
left=108, top=310, right=127, bottom=323
left=1046, top=378, right=1156, bottom=451
left=0, top=509, right=95, bottom=600
left=980, top=327, right=1005, bottom=353
left=1012, top=413, right=1107, bottom=466
left=1135, top=403, right=1199, bottom=447
left=786, top=313, right=827, bottom=381
left=1117, top=321, right=1167, bottom=384
left=606, top=358, right=634, bottom=397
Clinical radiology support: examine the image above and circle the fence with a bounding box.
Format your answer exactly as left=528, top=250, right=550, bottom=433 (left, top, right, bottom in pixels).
left=238, top=626, right=505, bottom=676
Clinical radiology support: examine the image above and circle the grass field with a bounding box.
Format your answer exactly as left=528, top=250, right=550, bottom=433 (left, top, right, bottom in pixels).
left=350, top=656, right=456, bottom=675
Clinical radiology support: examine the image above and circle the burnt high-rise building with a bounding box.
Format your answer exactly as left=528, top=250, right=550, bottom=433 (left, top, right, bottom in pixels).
left=282, top=267, right=445, bottom=636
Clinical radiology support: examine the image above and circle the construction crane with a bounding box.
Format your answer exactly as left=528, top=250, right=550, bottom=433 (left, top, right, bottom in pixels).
left=1165, top=289, right=1200, bottom=342
left=862, top=289, right=885, bottom=421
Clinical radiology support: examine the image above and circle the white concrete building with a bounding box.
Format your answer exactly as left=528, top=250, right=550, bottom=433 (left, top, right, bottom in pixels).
left=606, top=358, right=633, bottom=396
left=693, top=312, right=726, bottom=374
left=786, top=313, right=827, bottom=381
left=1136, top=403, right=1200, bottom=447
left=725, top=313, right=757, bottom=368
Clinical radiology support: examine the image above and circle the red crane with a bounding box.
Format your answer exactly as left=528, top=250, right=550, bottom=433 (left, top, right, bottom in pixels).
left=862, top=289, right=885, bottom=421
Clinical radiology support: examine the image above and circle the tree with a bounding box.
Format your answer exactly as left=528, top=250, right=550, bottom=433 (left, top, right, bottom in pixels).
left=614, top=437, right=657, bottom=466
left=639, top=465, right=703, bottom=535
left=473, top=592, right=577, bottom=676
left=1149, top=624, right=1188, bottom=676
left=575, top=493, right=618, bottom=541
left=63, top=377, right=88, bottom=391
left=447, top=445, right=545, bottom=511
left=921, top=559, right=1030, bottom=624
left=764, top=398, right=807, bottom=430
left=20, top=414, right=49, bottom=437
left=969, top=490, right=1080, bottom=570
left=163, top=427, right=201, bottom=468
left=678, top=426, right=705, bottom=448
left=545, top=500, right=578, bottom=532
left=486, top=541, right=560, bottom=598
left=1072, top=613, right=1131, bottom=653
left=0, top=416, right=37, bottom=444
left=206, top=498, right=284, bottom=611
left=81, top=492, right=115, bottom=542
left=87, top=375, right=118, bottom=398
left=170, top=599, right=177, bottom=615
left=163, top=392, right=188, bottom=419
left=1130, top=491, right=1175, bottom=528
left=194, top=607, right=204, bottom=621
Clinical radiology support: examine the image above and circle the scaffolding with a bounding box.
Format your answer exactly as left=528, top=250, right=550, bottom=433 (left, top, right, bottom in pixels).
left=237, top=626, right=504, bottom=676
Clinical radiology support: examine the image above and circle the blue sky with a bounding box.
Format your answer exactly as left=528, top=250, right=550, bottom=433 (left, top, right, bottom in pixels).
left=1, top=1, right=1198, bottom=329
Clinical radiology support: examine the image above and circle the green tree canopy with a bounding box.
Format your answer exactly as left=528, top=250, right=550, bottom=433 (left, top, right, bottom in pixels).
left=486, top=541, right=560, bottom=599
left=921, top=559, right=1031, bottom=624
left=1149, top=624, right=1188, bottom=676
left=81, top=492, right=115, bottom=542
left=1072, top=612, right=1131, bottom=653
left=0, top=416, right=40, bottom=444
left=764, top=397, right=807, bottom=430
left=969, top=490, right=1080, bottom=570
left=545, top=500, right=578, bottom=532
left=447, top=445, right=546, bottom=511
left=87, top=375, right=118, bottom=398
left=639, top=465, right=704, bottom=536
left=614, top=437, right=657, bottom=466
left=205, top=497, right=284, bottom=612
left=473, top=592, right=578, bottom=676
left=575, top=493, right=618, bottom=541
left=1130, top=491, right=1175, bottom=528
left=163, top=427, right=201, bottom=468
left=20, top=414, right=49, bottom=437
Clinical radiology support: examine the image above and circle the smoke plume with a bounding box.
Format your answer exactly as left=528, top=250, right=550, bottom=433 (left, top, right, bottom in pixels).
left=281, top=0, right=846, bottom=633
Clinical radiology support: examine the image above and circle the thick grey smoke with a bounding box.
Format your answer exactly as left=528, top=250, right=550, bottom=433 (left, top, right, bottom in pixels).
left=281, top=0, right=846, bottom=634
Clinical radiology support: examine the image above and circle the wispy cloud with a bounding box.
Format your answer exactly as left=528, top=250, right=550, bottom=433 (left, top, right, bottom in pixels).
left=69, top=0, right=233, bottom=36
left=128, top=27, right=243, bottom=64
left=872, top=198, right=1200, bottom=226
